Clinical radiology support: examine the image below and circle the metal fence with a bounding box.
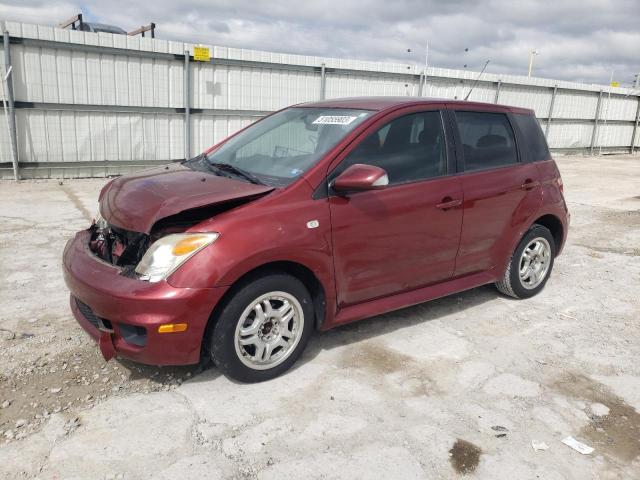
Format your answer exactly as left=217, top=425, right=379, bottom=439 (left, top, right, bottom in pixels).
left=1, top=20, right=639, bottom=179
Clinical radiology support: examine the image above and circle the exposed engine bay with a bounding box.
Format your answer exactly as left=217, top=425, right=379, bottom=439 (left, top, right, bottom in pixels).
left=89, top=223, right=150, bottom=273
left=88, top=197, right=260, bottom=274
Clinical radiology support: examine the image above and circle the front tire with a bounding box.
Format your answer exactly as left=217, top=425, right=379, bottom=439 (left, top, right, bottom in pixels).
left=495, top=224, right=556, bottom=299
left=209, top=272, right=313, bottom=382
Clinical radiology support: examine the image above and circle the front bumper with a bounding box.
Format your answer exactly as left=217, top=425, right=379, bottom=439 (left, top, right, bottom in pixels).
left=63, top=230, right=228, bottom=365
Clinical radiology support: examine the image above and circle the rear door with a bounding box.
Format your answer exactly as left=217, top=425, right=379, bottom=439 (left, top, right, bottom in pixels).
left=327, top=106, right=463, bottom=306
left=449, top=107, right=542, bottom=276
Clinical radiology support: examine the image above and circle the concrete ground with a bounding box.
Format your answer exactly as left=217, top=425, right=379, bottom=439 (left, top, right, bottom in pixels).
left=1, top=155, right=639, bottom=479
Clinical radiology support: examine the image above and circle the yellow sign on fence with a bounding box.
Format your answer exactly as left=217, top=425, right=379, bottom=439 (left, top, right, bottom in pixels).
left=610, top=81, right=620, bottom=87
left=193, top=46, right=211, bottom=62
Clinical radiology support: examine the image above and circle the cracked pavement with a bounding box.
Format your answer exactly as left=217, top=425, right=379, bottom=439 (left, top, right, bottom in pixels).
left=1, top=155, right=639, bottom=479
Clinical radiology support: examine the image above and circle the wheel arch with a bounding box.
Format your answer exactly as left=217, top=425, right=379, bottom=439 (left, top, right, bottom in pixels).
left=531, top=213, right=564, bottom=252
left=497, top=212, right=565, bottom=279
left=201, top=260, right=328, bottom=362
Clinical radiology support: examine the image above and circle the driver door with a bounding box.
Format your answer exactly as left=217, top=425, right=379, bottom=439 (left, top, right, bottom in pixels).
left=328, top=107, right=463, bottom=307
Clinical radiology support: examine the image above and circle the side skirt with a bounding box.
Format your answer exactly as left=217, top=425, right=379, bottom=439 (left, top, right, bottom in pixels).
left=328, top=270, right=497, bottom=329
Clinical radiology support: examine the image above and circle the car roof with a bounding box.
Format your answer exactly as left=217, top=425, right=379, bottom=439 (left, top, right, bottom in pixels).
left=299, top=96, right=533, bottom=115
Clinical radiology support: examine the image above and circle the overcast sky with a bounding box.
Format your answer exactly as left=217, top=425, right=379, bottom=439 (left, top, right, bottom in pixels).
left=1, top=0, right=638, bottom=86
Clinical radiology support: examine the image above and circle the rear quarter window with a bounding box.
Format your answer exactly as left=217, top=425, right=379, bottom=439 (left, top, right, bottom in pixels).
left=512, top=113, right=551, bottom=162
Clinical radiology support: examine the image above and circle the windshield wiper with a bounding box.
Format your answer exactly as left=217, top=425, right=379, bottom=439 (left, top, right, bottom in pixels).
left=208, top=162, right=264, bottom=185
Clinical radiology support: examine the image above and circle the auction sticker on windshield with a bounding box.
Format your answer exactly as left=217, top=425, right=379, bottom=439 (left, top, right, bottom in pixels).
left=313, top=115, right=358, bottom=125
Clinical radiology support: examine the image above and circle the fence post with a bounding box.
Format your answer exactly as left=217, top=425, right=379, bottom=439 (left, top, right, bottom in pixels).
left=183, top=49, right=191, bottom=160
left=494, top=80, right=501, bottom=104
left=2, top=28, right=19, bottom=180
left=590, top=90, right=603, bottom=155
left=319, top=63, right=326, bottom=100
left=545, top=85, right=557, bottom=139
left=631, top=96, right=640, bottom=154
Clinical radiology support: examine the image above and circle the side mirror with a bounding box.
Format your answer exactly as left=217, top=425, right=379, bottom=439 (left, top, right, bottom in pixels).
left=332, top=164, right=389, bottom=193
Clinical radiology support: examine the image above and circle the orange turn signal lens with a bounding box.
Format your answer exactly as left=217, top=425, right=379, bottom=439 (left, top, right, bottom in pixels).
left=157, top=323, right=188, bottom=333
left=171, top=235, right=212, bottom=256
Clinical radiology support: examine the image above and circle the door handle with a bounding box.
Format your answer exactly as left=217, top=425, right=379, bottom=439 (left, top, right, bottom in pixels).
left=436, top=198, right=462, bottom=210
left=521, top=179, right=540, bottom=190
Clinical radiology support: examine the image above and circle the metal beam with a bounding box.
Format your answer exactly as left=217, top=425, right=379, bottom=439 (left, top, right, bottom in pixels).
left=494, top=80, right=501, bottom=104
left=128, top=23, right=155, bottom=38
left=2, top=28, right=19, bottom=180
left=417, top=72, right=424, bottom=97
left=590, top=90, right=603, bottom=155
left=545, top=85, right=557, bottom=138
left=184, top=50, right=191, bottom=160
left=58, top=13, right=83, bottom=30
left=320, top=63, right=326, bottom=100
left=631, top=97, right=640, bottom=154
left=535, top=117, right=633, bottom=125
left=1, top=36, right=181, bottom=62
left=12, top=100, right=638, bottom=127
left=12, top=101, right=270, bottom=117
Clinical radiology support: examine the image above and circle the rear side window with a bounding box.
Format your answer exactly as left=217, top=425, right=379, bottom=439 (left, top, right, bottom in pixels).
left=455, top=111, right=518, bottom=172
left=512, top=114, right=551, bottom=162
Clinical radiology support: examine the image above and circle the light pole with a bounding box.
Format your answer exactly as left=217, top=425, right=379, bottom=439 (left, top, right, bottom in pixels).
left=528, top=49, right=539, bottom=77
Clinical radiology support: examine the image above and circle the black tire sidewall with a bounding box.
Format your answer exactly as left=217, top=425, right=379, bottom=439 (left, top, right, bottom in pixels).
left=508, top=225, right=556, bottom=299
left=210, top=273, right=314, bottom=383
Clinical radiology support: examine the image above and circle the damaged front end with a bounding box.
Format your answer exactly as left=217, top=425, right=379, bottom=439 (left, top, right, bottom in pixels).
left=66, top=163, right=276, bottom=365
left=88, top=196, right=260, bottom=279
left=89, top=218, right=150, bottom=276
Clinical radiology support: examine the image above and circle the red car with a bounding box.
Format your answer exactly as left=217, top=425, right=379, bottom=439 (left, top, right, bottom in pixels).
left=63, top=97, right=569, bottom=382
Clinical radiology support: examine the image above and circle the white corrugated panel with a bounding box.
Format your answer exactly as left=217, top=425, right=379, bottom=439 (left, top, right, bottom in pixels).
left=547, top=122, right=594, bottom=149
left=597, top=123, right=634, bottom=147
left=554, top=91, right=599, bottom=119
left=15, top=110, right=185, bottom=162
left=8, top=38, right=184, bottom=107
left=599, top=95, right=638, bottom=121
left=498, top=85, right=552, bottom=116
left=2, top=20, right=639, bottom=173
left=424, top=78, right=464, bottom=100
left=191, top=115, right=258, bottom=154
left=326, top=73, right=417, bottom=98
left=463, top=83, right=496, bottom=104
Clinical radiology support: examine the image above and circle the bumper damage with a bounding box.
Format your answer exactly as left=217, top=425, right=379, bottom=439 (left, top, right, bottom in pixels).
left=64, top=230, right=228, bottom=365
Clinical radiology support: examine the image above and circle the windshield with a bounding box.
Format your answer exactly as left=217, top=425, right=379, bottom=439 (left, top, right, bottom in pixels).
left=203, top=107, right=373, bottom=186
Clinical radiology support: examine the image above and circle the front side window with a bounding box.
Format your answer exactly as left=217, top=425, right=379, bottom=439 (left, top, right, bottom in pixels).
left=201, top=108, right=372, bottom=187
left=455, top=111, right=518, bottom=171
left=332, top=111, right=447, bottom=185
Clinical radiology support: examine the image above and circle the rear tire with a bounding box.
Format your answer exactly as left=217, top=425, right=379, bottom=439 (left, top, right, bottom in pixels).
left=209, top=272, right=313, bottom=383
left=495, top=224, right=556, bottom=299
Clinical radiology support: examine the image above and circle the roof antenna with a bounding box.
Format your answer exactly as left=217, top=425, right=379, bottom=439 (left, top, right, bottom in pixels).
left=464, top=60, right=490, bottom=101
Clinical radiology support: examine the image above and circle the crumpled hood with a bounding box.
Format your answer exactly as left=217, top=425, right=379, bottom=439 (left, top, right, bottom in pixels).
left=99, top=163, right=273, bottom=233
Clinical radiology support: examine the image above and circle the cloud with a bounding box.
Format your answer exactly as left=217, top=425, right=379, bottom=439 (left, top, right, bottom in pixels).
left=0, top=0, right=638, bottom=85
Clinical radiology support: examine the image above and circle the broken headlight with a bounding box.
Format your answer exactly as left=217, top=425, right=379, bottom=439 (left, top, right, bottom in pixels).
left=134, top=233, right=219, bottom=282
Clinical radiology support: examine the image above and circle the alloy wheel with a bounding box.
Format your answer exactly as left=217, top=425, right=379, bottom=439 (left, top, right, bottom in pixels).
left=233, top=291, right=304, bottom=370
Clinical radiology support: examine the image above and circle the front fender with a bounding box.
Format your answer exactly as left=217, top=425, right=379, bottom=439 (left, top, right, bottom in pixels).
left=165, top=181, right=336, bottom=321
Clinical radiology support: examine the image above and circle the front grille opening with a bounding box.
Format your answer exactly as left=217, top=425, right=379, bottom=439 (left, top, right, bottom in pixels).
left=75, top=298, right=101, bottom=330
left=75, top=297, right=147, bottom=346
left=75, top=298, right=114, bottom=333
left=119, top=323, right=147, bottom=347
